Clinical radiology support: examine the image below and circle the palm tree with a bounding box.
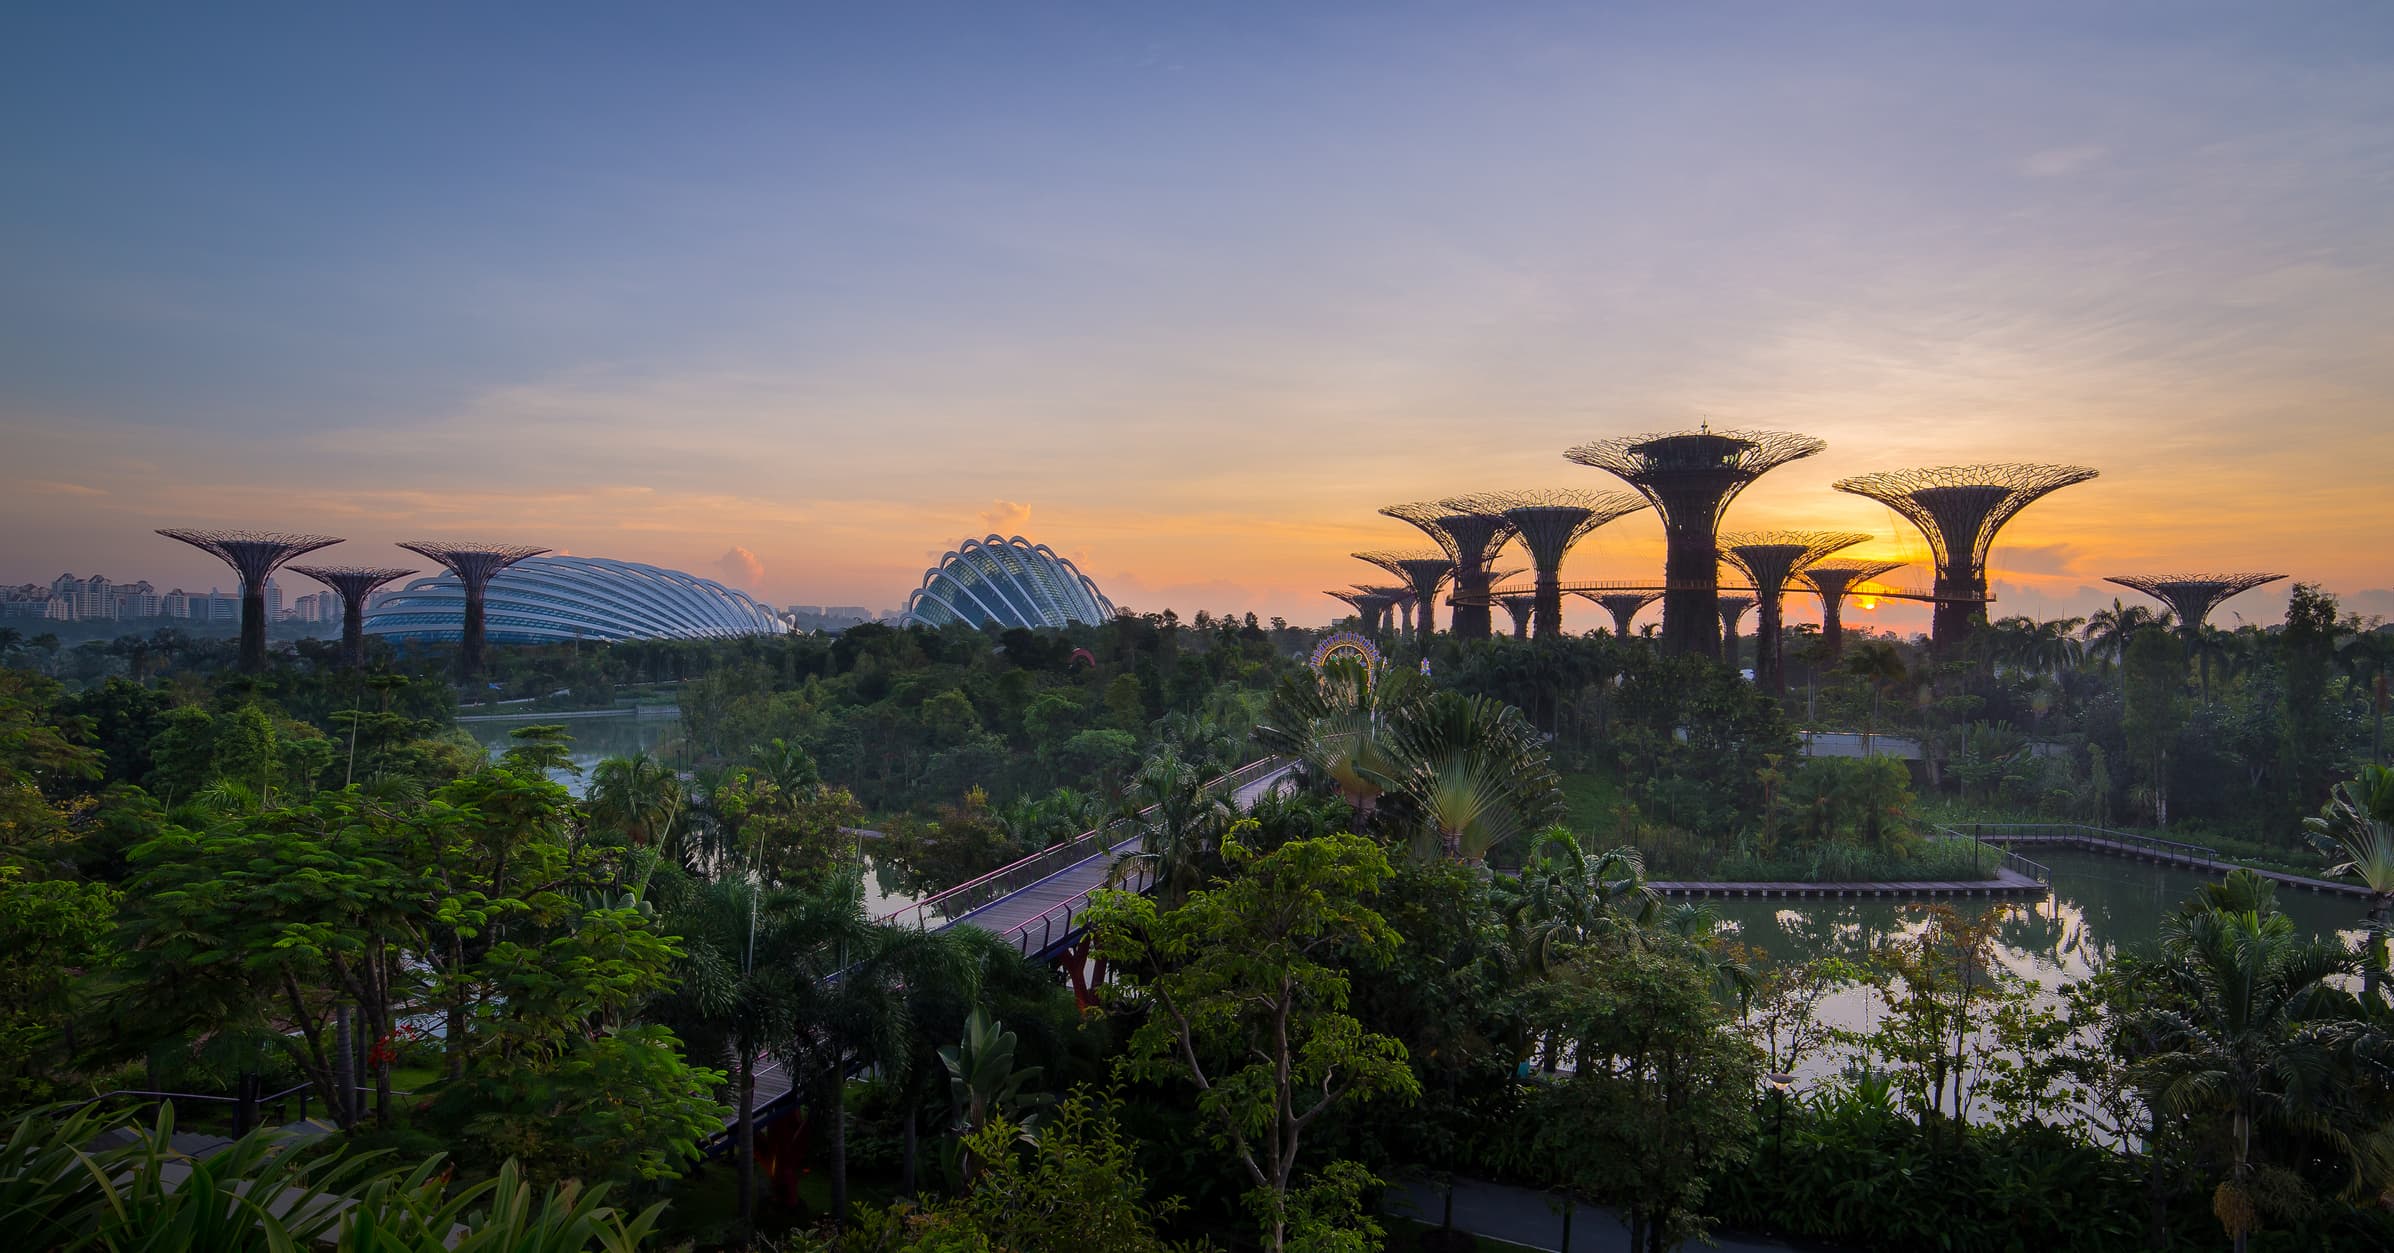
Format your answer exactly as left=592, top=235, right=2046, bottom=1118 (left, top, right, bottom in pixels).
left=1110, top=746, right=1231, bottom=902
left=2304, top=766, right=2394, bottom=998
left=2339, top=629, right=2394, bottom=766
left=939, top=1007, right=1053, bottom=1180
left=1843, top=641, right=1907, bottom=757
left=1254, top=658, right=1419, bottom=819
left=2139, top=903, right=2370, bottom=1253
left=1378, top=689, right=1562, bottom=864
left=2083, top=599, right=2168, bottom=668
left=587, top=751, right=686, bottom=858
left=652, top=872, right=870, bottom=1240
left=1509, top=827, right=1658, bottom=971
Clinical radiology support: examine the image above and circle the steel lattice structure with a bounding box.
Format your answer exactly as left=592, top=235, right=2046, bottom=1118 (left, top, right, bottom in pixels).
left=1497, top=592, right=1540, bottom=639
left=1380, top=500, right=1519, bottom=641
left=1577, top=589, right=1666, bottom=640
left=396, top=541, right=550, bottom=676
left=2103, top=573, right=2286, bottom=633
left=1465, top=489, right=1651, bottom=641
left=1348, top=584, right=1410, bottom=635
left=1834, top=463, right=2096, bottom=651
left=289, top=565, right=417, bottom=668
left=157, top=529, right=345, bottom=671
left=1355, top=551, right=1452, bottom=639
left=1800, top=558, right=1906, bottom=661
left=1566, top=427, right=1826, bottom=657
left=1717, top=595, right=1757, bottom=668
left=1721, top=530, right=1871, bottom=694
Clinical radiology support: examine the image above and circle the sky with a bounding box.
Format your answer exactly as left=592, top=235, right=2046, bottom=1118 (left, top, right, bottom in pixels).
left=4, top=2, right=2390, bottom=632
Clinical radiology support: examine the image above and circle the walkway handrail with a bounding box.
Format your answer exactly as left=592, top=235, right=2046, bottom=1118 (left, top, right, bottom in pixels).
left=1962, top=822, right=2223, bottom=869
left=996, top=852, right=1161, bottom=959
left=876, top=756, right=1284, bottom=930
left=1934, top=825, right=2051, bottom=884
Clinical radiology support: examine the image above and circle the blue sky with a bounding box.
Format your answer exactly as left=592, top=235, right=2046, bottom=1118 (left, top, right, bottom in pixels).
left=5, top=3, right=2390, bottom=627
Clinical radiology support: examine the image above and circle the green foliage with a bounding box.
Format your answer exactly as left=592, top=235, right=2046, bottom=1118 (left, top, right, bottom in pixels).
left=0, top=869, right=116, bottom=1108
left=1089, top=831, right=1419, bottom=1253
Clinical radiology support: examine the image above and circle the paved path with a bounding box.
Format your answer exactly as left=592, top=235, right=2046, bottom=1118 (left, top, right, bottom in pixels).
left=1981, top=832, right=2369, bottom=896
left=1386, top=1176, right=1821, bottom=1252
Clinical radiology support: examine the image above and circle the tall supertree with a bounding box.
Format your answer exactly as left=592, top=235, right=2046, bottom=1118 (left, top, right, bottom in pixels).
left=1580, top=590, right=1665, bottom=640
left=1355, top=551, right=1453, bottom=639
left=1567, top=427, right=1827, bottom=657
left=290, top=565, right=418, bottom=668
left=1721, top=531, right=1871, bottom=694
left=1473, top=489, right=1650, bottom=640
left=156, top=529, right=344, bottom=672
left=1800, top=558, right=1905, bottom=662
left=1324, top=589, right=1374, bottom=629
left=1498, top=593, right=1539, bottom=639
left=1718, top=595, right=1756, bottom=670
left=2102, top=573, right=2287, bottom=635
left=395, top=541, right=549, bottom=676
left=1380, top=500, right=1519, bottom=641
left=1353, top=584, right=1413, bottom=636
left=1834, top=464, right=2097, bottom=653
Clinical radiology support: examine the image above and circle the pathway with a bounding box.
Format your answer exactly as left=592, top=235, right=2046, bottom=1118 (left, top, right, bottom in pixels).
left=1649, top=868, right=2048, bottom=900
left=1973, top=828, right=2369, bottom=897
left=1385, top=1176, right=1820, bottom=1253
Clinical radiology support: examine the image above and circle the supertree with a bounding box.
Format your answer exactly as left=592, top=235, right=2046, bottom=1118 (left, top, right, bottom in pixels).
left=1353, top=584, right=1414, bottom=636
left=1470, top=489, right=1650, bottom=640
left=1721, top=531, right=1871, bottom=694
left=156, top=529, right=344, bottom=672
left=1324, top=589, right=1374, bottom=629
left=289, top=565, right=418, bottom=668
left=1567, top=427, right=1827, bottom=657
left=1718, top=595, right=1756, bottom=670
left=1579, top=590, right=1665, bottom=640
left=1498, top=593, right=1539, bottom=639
left=1380, top=500, right=1519, bottom=641
left=1800, top=558, right=1905, bottom=662
left=1834, top=464, right=2097, bottom=652
left=2102, top=573, right=2287, bottom=635
left=1355, top=551, right=1454, bottom=639
left=396, top=540, right=550, bottom=676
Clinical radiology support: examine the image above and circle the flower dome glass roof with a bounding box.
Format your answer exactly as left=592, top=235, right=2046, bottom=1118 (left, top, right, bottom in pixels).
left=363, top=555, right=785, bottom=644
left=902, top=535, right=1115, bottom=630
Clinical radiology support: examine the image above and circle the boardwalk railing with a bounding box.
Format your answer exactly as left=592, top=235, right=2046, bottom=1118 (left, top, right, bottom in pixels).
left=1933, top=825, right=2052, bottom=884
left=1960, top=822, right=2223, bottom=870
left=876, top=756, right=1286, bottom=931
left=994, top=854, right=1159, bottom=959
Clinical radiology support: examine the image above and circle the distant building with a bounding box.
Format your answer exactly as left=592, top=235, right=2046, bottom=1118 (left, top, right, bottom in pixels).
left=364, top=555, right=787, bottom=644
left=901, top=535, right=1115, bottom=630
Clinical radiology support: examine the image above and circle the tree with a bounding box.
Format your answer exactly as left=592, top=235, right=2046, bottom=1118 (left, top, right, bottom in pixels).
left=1531, top=940, right=1758, bottom=1253
left=2279, top=584, right=2345, bottom=834
left=1378, top=690, right=1562, bottom=864
left=586, top=751, right=686, bottom=856
left=1254, top=660, right=1417, bottom=820
left=1112, top=746, right=1230, bottom=903
left=2121, top=628, right=2187, bottom=825
left=1086, top=830, right=1419, bottom=1253
left=2303, top=765, right=2394, bottom=999
left=1843, top=642, right=1907, bottom=757
left=2138, top=896, right=2383, bottom=1253
left=0, top=869, right=115, bottom=1108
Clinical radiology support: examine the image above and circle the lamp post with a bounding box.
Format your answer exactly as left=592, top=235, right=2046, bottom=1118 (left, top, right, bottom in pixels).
left=1766, top=1072, right=1796, bottom=1183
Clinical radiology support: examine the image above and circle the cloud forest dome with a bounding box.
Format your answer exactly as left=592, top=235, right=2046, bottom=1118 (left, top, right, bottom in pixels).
left=902, top=535, right=1116, bottom=630
left=362, top=556, right=785, bottom=643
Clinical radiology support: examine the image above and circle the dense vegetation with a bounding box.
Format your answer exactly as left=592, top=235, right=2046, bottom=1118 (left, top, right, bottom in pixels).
left=5, top=590, right=2391, bottom=1251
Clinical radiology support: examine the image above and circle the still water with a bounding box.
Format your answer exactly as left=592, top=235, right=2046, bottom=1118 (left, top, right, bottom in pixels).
left=460, top=707, right=921, bottom=917
left=1705, top=847, right=2366, bottom=1090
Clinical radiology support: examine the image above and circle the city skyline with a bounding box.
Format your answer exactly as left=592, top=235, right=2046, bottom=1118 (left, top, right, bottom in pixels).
left=6, top=5, right=2390, bottom=630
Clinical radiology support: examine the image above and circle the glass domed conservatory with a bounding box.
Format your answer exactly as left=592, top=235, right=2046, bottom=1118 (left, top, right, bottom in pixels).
left=363, top=556, right=785, bottom=644
left=902, top=535, right=1116, bottom=630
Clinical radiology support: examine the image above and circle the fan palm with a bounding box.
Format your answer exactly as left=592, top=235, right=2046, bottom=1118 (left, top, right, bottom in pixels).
left=1253, top=658, right=1419, bottom=819
left=1377, top=690, right=1562, bottom=864
left=2304, top=766, right=2394, bottom=998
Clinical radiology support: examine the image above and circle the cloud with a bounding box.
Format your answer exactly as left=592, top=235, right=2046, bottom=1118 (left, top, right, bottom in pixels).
left=1993, top=542, right=2083, bottom=577
left=2019, top=144, right=2107, bottom=177
left=717, top=546, right=765, bottom=591
left=979, top=500, right=1032, bottom=533
left=17, top=480, right=105, bottom=497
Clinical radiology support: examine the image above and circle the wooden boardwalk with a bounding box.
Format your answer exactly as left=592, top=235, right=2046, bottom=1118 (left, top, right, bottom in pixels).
left=1976, top=831, right=2370, bottom=897
left=1650, top=867, right=2049, bottom=900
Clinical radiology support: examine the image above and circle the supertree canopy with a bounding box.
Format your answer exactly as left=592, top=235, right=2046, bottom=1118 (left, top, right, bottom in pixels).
left=1834, top=463, right=2097, bottom=650
left=1352, top=584, right=1413, bottom=636
left=1717, top=595, right=1756, bottom=669
left=1474, top=489, right=1650, bottom=640
left=1380, top=500, right=1519, bottom=641
left=156, top=529, right=344, bottom=672
left=2103, top=573, right=2286, bottom=634
left=1578, top=589, right=1665, bottom=640
left=1355, top=551, right=1453, bottom=638
left=1567, top=427, right=1827, bottom=657
left=289, top=565, right=417, bottom=668
left=1721, top=530, right=1871, bottom=694
left=1800, top=558, right=1905, bottom=661
left=396, top=540, right=550, bottom=676
left=1498, top=592, right=1540, bottom=638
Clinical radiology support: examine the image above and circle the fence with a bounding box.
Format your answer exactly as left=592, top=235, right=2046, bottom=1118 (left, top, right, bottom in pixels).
left=1959, top=822, right=2225, bottom=871
left=1932, top=825, right=2053, bottom=884
left=875, top=756, right=1285, bottom=932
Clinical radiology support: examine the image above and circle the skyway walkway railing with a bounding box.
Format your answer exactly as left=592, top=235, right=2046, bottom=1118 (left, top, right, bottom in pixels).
left=875, top=756, right=1288, bottom=933
left=1933, top=825, right=2052, bottom=885
left=1956, top=822, right=2223, bottom=871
